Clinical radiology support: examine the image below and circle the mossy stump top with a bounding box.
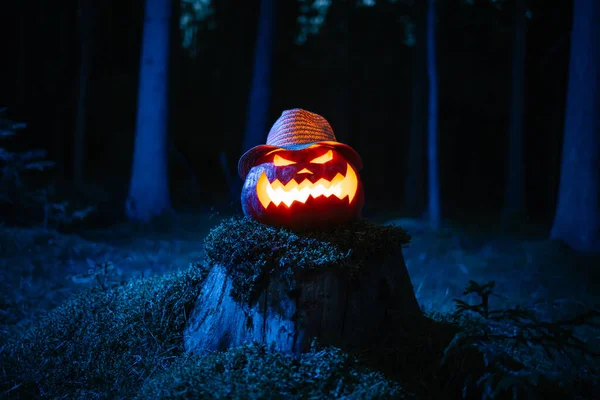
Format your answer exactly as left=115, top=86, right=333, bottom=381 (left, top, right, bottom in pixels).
left=184, top=216, right=422, bottom=355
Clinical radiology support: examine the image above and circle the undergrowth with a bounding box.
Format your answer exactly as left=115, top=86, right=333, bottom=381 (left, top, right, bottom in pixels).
left=0, top=263, right=210, bottom=399
left=354, top=279, right=599, bottom=399
left=137, top=342, right=410, bottom=399
left=0, top=109, right=94, bottom=228
left=442, top=280, right=600, bottom=399
left=1, top=219, right=598, bottom=399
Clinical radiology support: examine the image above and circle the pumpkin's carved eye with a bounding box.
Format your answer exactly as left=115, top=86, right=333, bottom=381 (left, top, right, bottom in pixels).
left=273, top=154, right=296, bottom=166
left=310, top=150, right=333, bottom=164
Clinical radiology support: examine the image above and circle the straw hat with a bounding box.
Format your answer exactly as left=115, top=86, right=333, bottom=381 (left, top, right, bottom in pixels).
left=238, top=108, right=362, bottom=179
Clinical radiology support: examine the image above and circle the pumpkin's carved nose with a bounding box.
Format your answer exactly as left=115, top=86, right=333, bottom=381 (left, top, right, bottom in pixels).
left=297, top=168, right=313, bottom=174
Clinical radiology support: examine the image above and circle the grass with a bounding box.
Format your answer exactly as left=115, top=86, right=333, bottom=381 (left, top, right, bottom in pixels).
left=0, top=212, right=598, bottom=399
left=0, top=215, right=207, bottom=338
left=136, top=343, right=408, bottom=399
left=1, top=264, right=209, bottom=399
left=385, top=217, right=600, bottom=316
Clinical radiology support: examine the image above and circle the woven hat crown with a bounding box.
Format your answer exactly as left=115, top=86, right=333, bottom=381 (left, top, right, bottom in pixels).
left=266, top=108, right=336, bottom=147
left=238, top=108, right=362, bottom=179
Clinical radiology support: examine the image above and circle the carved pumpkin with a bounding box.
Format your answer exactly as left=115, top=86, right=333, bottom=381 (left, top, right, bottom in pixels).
left=238, top=109, right=364, bottom=230
left=241, top=146, right=364, bottom=229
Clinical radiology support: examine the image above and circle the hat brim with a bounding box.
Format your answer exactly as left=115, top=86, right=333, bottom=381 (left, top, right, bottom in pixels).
left=238, top=141, right=363, bottom=179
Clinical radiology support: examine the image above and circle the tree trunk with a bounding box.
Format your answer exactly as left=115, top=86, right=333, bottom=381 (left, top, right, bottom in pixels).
left=126, top=0, right=172, bottom=222
left=404, top=6, right=428, bottom=215
left=16, top=12, right=27, bottom=108
left=53, top=8, right=69, bottom=181
left=426, top=0, right=441, bottom=229
left=331, top=0, right=352, bottom=145
left=241, top=0, right=276, bottom=154
left=551, top=0, right=600, bottom=253
left=332, top=64, right=351, bottom=144
left=73, top=0, right=94, bottom=189
left=502, top=0, right=527, bottom=218
left=184, top=248, right=423, bottom=355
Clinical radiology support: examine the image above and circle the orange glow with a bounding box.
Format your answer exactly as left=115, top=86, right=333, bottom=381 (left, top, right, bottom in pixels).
left=310, top=150, right=333, bottom=164
left=256, top=163, right=358, bottom=208
left=273, top=154, right=296, bottom=166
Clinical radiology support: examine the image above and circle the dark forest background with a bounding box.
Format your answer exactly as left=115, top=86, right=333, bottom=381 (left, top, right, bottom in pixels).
left=0, top=0, right=573, bottom=221
left=2, top=2, right=600, bottom=398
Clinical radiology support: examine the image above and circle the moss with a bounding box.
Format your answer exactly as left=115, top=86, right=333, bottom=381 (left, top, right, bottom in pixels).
left=136, top=342, right=412, bottom=399
left=0, top=263, right=210, bottom=400
left=203, top=216, right=411, bottom=303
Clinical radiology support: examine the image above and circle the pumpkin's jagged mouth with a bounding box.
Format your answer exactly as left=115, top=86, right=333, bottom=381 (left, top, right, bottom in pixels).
left=256, top=163, right=358, bottom=208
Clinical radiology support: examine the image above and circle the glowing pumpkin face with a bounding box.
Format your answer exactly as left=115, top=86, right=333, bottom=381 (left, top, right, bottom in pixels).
left=241, top=145, right=364, bottom=230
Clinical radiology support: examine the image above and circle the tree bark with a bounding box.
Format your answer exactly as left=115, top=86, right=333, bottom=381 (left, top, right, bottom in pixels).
left=502, top=0, right=527, bottom=218
left=331, top=0, right=352, bottom=145
left=426, top=0, right=441, bottom=229
left=16, top=12, right=27, bottom=108
left=73, top=0, right=94, bottom=189
left=184, top=247, right=423, bottom=355
left=126, top=0, right=172, bottom=222
left=551, top=0, right=600, bottom=253
left=241, top=0, right=276, bottom=154
left=53, top=8, right=69, bottom=181
left=405, top=5, right=428, bottom=215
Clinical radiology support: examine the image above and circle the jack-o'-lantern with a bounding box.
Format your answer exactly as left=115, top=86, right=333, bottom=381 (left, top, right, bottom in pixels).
left=238, top=109, right=364, bottom=230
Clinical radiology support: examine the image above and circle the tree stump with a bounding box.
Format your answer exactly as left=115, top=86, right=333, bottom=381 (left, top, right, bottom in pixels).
left=184, top=217, right=423, bottom=355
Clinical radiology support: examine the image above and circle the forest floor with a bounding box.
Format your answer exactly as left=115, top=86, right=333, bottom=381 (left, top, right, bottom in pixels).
left=2, top=210, right=599, bottom=339
left=1, top=210, right=599, bottom=396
